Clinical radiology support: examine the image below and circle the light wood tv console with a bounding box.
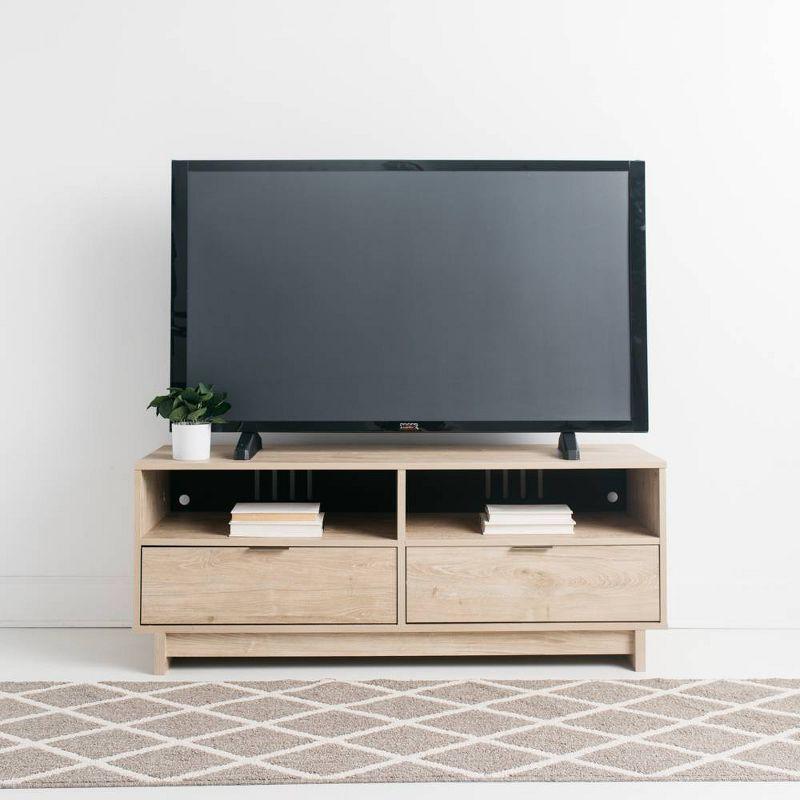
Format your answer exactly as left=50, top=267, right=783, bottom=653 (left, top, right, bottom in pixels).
left=134, top=443, right=665, bottom=674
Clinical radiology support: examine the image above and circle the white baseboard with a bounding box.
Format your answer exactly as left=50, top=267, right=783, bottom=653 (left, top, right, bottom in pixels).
left=0, top=577, right=131, bottom=627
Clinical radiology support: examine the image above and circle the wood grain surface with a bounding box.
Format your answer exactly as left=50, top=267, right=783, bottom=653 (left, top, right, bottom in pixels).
left=141, top=546, right=397, bottom=625
left=407, top=545, right=659, bottom=623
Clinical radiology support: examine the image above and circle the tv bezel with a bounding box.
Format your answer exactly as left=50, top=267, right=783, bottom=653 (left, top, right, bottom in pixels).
left=171, top=160, right=647, bottom=433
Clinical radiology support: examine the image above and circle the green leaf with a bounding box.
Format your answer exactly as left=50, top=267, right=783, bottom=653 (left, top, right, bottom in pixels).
left=169, top=405, right=187, bottom=423
left=155, top=383, right=229, bottom=422
left=209, top=416, right=228, bottom=424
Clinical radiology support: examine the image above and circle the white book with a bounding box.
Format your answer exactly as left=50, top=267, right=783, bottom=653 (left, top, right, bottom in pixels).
left=485, top=514, right=574, bottom=525
left=486, top=504, right=573, bottom=519
left=229, top=514, right=324, bottom=527
left=230, top=502, right=320, bottom=522
left=480, top=513, right=575, bottom=536
left=228, top=521, right=324, bottom=538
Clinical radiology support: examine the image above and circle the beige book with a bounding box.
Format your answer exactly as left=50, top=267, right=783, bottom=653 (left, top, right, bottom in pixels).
left=230, top=502, right=320, bottom=522
left=232, top=512, right=320, bottom=522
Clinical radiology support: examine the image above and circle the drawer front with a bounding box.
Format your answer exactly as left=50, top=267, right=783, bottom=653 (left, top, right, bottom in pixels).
left=141, top=547, right=397, bottom=625
left=406, top=546, right=659, bottom=623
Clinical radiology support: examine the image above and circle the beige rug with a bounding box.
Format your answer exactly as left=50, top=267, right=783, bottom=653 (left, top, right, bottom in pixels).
left=1, top=678, right=799, bottom=787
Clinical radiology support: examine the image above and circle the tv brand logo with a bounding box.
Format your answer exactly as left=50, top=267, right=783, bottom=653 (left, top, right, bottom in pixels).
left=399, top=422, right=420, bottom=431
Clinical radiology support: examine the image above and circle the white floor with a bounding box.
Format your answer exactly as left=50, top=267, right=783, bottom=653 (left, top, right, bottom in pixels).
left=2, top=628, right=799, bottom=799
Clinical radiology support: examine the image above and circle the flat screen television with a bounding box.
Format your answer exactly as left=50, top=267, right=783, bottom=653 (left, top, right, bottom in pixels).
left=171, top=160, right=647, bottom=446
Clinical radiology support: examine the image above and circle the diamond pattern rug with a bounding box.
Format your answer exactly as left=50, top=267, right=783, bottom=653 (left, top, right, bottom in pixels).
left=1, top=679, right=799, bottom=787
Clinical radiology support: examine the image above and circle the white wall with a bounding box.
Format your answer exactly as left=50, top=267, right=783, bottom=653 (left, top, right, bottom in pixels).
left=1, top=0, right=798, bottom=627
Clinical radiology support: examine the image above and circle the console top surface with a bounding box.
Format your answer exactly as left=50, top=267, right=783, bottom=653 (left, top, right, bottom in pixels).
left=137, top=443, right=665, bottom=471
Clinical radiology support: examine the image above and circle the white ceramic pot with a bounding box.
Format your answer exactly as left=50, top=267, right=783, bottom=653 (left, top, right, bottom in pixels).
left=171, top=423, right=211, bottom=461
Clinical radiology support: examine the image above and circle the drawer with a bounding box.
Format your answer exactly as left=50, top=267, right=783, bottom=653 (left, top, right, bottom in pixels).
left=406, top=546, right=659, bottom=623
left=141, top=547, right=397, bottom=625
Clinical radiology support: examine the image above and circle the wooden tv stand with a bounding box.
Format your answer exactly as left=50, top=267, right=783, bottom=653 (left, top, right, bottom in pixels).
left=134, top=443, right=665, bottom=674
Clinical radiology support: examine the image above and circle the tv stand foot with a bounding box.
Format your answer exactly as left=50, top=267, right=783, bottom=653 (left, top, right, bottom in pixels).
left=557, top=432, right=580, bottom=460
left=153, top=633, right=169, bottom=675
left=234, top=432, right=263, bottom=460
left=630, top=630, right=646, bottom=671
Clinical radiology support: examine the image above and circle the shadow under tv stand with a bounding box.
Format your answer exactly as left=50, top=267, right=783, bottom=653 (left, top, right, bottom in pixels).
left=134, top=443, right=666, bottom=674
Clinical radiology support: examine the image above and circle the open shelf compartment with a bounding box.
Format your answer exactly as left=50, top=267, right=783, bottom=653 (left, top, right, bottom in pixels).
left=404, top=468, right=660, bottom=545
left=139, top=469, right=401, bottom=546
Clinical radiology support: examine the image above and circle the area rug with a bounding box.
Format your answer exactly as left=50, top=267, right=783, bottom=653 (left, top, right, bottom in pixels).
left=1, top=678, right=799, bottom=787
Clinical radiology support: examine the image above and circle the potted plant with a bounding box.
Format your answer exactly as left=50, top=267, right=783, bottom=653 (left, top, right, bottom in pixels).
left=147, top=384, right=231, bottom=461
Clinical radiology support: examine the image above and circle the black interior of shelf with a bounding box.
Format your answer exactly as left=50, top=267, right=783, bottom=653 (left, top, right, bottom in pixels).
left=407, top=470, right=628, bottom=512
left=169, top=469, right=628, bottom=514
left=169, top=470, right=397, bottom=513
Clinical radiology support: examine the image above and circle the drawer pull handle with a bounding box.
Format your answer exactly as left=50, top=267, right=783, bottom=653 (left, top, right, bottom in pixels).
left=246, top=546, right=291, bottom=551
left=510, top=546, right=554, bottom=551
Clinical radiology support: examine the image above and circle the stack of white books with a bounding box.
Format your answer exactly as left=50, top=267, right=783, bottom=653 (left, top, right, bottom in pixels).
left=228, top=503, right=324, bottom=538
left=480, top=504, right=575, bottom=536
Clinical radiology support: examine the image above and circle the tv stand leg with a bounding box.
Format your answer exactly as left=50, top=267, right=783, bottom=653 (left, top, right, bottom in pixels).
left=154, top=633, right=169, bottom=675
left=630, top=630, right=646, bottom=672
left=557, top=432, right=580, bottom=460
left=234, top=432, right=263, bottom=460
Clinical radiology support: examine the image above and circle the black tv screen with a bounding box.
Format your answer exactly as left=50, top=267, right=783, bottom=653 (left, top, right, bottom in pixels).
left=171, top=161, right=646, bottom=432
